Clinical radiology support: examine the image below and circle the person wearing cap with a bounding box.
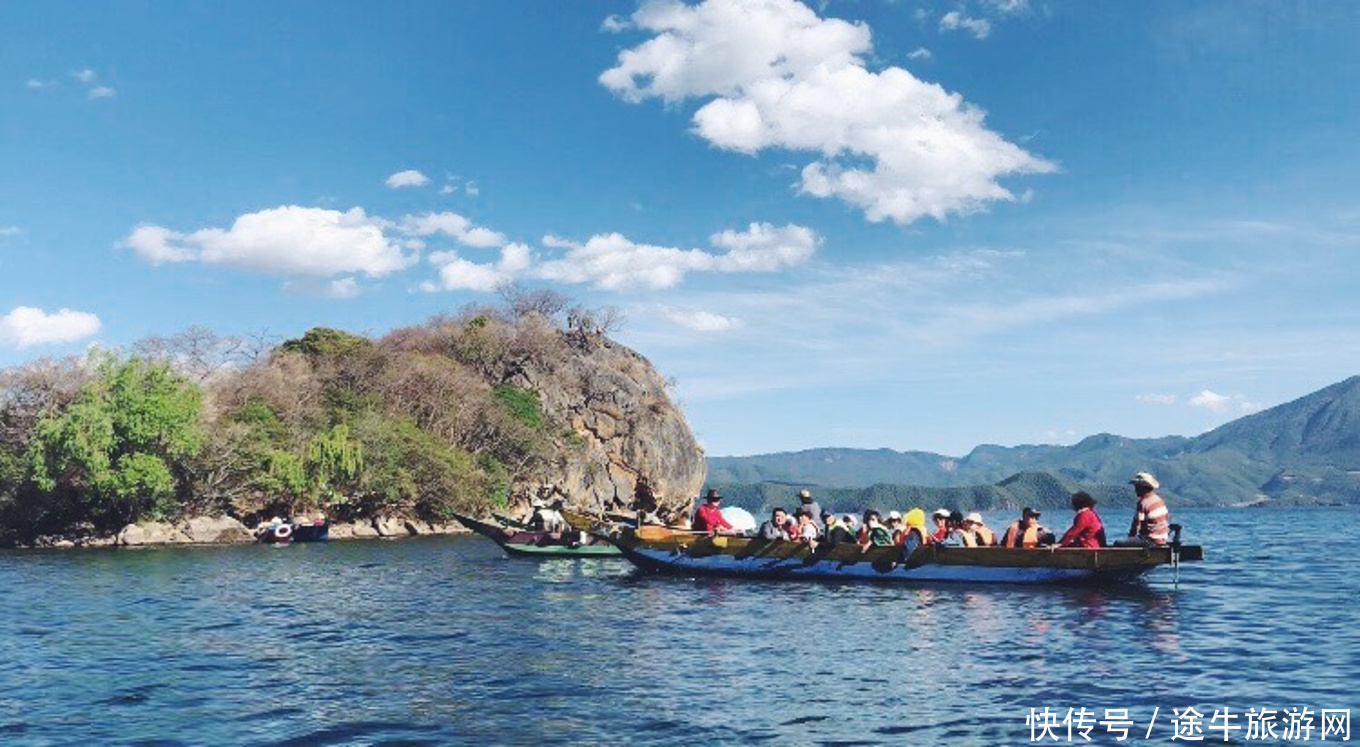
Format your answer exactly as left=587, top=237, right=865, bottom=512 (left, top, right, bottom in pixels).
left=886, top=510, right=905, bottom=543
left=757, top=507, right=793, bottom=541
left=961, top=512, right=996, bottom=546
left=1002, top=508, right=1052, bottom=548
left=692, top=489, right=735, bottom=535
left=1126, top=472, right=1171, bottom=546
left=1059, top=492, right=1107, bottom=548
left=797, top=489, right=823, bottom=530
left=930, top=508, right=951, bottom=542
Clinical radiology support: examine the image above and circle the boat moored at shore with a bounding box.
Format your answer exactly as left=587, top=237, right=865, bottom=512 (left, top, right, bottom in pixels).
left=256, top=517, right=330, bottom=545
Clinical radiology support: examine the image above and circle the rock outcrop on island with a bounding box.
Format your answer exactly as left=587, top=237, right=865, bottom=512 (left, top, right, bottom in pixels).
left=515, top=335, right=705, bottom=517
left=0, top=293, right=706, bottom=547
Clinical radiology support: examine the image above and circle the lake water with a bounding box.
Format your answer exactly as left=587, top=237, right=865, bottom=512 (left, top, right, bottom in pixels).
left=1, top=507, right=1355, bottom=745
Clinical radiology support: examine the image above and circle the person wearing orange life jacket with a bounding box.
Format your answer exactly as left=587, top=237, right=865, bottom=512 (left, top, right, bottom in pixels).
left=961, top=512, right=996, bottom=546
left=1125, top=471, right=1172, bottom=546
left=1002, top=507, right=1053, bottom=548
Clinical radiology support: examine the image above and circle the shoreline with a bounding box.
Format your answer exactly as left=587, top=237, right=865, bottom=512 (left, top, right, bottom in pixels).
left=9, top=514, right=472, bottom=550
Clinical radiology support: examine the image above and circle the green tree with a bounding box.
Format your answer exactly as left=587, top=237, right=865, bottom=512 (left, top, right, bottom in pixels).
left=25, top=354, right=203, bottom=525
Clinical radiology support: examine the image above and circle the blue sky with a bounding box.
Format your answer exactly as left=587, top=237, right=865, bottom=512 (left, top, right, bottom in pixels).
left=3, top=1, right=1359, bottom=456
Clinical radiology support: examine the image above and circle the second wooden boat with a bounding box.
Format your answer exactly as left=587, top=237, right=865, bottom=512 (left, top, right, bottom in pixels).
left=451, top=511, right=621, bottom=558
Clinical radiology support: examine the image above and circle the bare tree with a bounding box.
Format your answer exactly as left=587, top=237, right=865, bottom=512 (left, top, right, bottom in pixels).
left=497, top=282, right=569, bottom=322
left=0, top=356, right=91, bottom=448
left=135, top=325, right=259, bottom=384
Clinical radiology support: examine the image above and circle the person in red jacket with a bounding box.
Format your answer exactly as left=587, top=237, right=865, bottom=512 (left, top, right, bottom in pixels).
left=1059, top=491, right=1107, bottom=549
left=692, top=489, right=735, bottom=535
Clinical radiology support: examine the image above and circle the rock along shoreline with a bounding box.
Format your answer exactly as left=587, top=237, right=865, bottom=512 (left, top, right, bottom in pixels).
left=16, top=514, right=471, bottom=549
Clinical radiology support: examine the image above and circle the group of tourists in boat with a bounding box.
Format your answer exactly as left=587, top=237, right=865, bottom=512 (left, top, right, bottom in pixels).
left=684, top=471, right=1173, bottom=553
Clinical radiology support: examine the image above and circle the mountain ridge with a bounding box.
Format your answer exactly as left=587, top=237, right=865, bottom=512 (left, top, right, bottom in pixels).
left=707, top=375, right=1360, bottom=507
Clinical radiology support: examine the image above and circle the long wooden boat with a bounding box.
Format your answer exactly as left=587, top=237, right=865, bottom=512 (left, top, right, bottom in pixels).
left=604, top=525, right=1203, bottom=585
left=451, top=511, right=621, bottom=558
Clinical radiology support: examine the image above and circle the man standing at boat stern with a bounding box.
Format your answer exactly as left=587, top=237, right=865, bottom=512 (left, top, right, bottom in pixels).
left=1125, top=472, right=1171, bottom=546
left=797, top=490, right=822, bottom=530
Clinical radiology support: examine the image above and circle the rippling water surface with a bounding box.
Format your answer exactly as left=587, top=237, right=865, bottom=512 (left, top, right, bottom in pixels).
left=1, top=507, right=1356, bottom=745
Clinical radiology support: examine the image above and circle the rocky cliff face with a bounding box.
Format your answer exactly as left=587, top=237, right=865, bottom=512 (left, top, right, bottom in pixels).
left=512, top=333, right=705, bottom=517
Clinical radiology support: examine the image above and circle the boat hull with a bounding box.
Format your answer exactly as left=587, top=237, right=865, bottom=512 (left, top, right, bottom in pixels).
left=609, top=530, right=1200, bottom=586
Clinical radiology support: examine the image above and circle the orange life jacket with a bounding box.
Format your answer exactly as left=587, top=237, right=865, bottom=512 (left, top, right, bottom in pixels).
left=1003, top=521, right=1044, bottom=548
left=897, top=526, right=930, bottom=546
left=973, top=525, right=996, bottom=546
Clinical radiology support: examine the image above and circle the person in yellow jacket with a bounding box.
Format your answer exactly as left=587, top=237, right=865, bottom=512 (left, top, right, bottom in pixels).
left=899, top=508, right=932, bottom=553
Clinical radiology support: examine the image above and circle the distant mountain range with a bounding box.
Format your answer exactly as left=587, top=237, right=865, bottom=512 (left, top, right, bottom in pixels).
left=706, top=375, right=1360, bottom=512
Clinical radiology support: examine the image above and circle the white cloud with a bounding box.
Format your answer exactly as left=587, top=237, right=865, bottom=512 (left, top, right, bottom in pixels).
left=1136, top=393, right=1178, bottom=405
left=908, top=47, right=933, bottom=60
left=439, top=184, right=457, bottom=195
left=940, top=11, right=991, bottom=38
left=400, top=212, right=507, bottom=248
left=120, top=206, right=415, bottom=279
left=465, top=181, right=480, bottom=197
left=282, top=276, right=364, bottom=299
left=601, top=0, right=1053, bottom=225
left=26, top=79, right=55, bottom=90
left=1188, top=389, right=1263, bottom=414
left=119, top=225, right=197, bottom=264
left=987, top=0, right=1029, bottom=14
left=601, top=14, right=631, bottom=32
left=73, top=69, right=97, bottom=85
left=325, top=278, right=360, bottom=299
left=0, top=226, right=21, bottom=237
left=708, top=222, right=819, bottom=271
left=536, top=222, right=818, bottom=290
left=0, top=306, right=102, bottom=348
left=1188, top=389, right=1232, bottom=412
left=88, top=85, right=116, bottom=99
left=385, top=169, right=431, bottom=188
left=422, top=243, right=532, bottom=292
left=663, top=308, right=739, bottom=331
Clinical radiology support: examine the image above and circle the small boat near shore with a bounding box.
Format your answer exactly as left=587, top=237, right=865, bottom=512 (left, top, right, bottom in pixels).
left=256, top=517, right=329, bottom=544
left=451, top=511, right=621, bottom=558
left=603, top=525, right=1202, bottom=585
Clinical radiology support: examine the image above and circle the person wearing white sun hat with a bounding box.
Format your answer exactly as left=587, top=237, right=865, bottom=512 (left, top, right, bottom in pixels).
left=1124, top=471, right=1171, bottom=547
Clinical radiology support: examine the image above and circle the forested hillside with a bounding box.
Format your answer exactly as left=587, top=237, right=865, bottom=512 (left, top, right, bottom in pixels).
left=0, top=292, right=705, bottom=545
left=709, top=376, right=1360, bottom=507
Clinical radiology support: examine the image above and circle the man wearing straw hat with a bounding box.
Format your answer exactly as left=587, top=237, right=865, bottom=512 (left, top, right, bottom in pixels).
left=1126, top=471, right=1171, bottom=546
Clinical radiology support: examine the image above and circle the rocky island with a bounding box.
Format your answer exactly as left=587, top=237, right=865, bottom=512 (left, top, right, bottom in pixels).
left=0, top=290, right=705, bottom=548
